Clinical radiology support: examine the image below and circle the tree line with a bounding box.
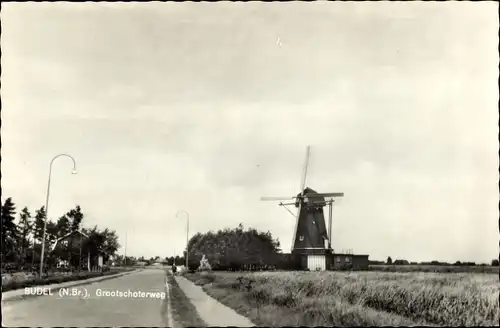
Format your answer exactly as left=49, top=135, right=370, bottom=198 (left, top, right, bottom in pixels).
left=375, top=257, right=499, bottom=267
left=182, top=223, right=498, bottom=271
left=1, top=197, right=120, bottom=272
left=183, top=223, right=300, bottom=271
left=107, top=255, right=186, bottom=267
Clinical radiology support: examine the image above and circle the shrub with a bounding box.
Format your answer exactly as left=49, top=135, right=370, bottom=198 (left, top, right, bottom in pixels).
left=198, top=255, right=212, bottom=272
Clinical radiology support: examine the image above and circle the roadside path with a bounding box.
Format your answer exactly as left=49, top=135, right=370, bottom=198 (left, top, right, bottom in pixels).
left=175, top=275, right=255, bottom=327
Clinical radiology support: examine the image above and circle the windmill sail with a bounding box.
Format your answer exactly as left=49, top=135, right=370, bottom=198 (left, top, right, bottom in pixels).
left=260, top=196, right=295, bottom=201
left=259, top=145, right=344, bottom=257
left=328, top=199, right=333, bottom=249
left=300, top=145, right=311, bottom=192
left=305, top=193, right=344, bottom=198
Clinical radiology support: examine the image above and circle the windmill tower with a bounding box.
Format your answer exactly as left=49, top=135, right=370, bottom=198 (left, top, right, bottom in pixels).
left=261, top=146, right=344, bottom=271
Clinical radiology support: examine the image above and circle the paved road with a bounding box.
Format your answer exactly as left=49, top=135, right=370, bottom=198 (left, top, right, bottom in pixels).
left=2, top=269, right=173, bottom=327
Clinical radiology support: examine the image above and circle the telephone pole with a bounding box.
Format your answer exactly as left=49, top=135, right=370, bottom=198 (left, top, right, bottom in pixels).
left=176, top=211, right=189, bottom=270
left=124, top=231, right=128, bottom=266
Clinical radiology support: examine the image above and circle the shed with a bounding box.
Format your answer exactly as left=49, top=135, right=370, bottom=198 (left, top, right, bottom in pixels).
left=329, top=253, right=369, bottom=270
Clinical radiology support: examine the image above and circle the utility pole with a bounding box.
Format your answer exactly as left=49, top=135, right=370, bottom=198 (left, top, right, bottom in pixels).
left=79, top=234, right=82, bottom=270
left=40, top=153, right=77, bottom=277
left=176, top=211, right=189, bottom=270
left=124, top=231, right=128, bottom=267
left=186, top=218, right=189, bottom=269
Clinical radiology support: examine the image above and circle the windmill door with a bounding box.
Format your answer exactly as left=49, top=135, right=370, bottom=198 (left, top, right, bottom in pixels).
left=307, top=255, right=326, bottom=271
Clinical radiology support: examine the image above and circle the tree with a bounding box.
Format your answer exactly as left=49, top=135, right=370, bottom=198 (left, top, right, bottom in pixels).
left=56, top=215, right=71, bottom=237
left=1, top=197, right=19, bottom=263
left=100, top=228, right=120, bottom=262
left=112, top=254, right=124, bottom=266
left=174, top=255, right=182, bottom=265
left=165, top=256, right=176, bottom=265
left=28, top=206, right=47, bottom=266
left=46, top=221, right=58, bottom=247
left=64, top=206, right=85, bottom=267
left=186, top=224, right=282, bottom=271
left=66, top=205, right=84, bottom=232
left=393, top=259, right=409, bottom=265
left=386, top=256, right=393, bottom=265
left=124, top=256, right=137, bottom=266
left=17, top=207, right=33, bottom=265
left=0, top=200, right=122, bottom=270
left=81, top=226, right=120, bottom=265
left=491, top=259, right=499, bottom=266
left=33, top=207, right=46, bottom=244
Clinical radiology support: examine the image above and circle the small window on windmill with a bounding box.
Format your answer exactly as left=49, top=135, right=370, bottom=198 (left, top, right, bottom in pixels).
left=299, top=236, right=304, bottom=241
left=62, top=240, right=68, bottom=247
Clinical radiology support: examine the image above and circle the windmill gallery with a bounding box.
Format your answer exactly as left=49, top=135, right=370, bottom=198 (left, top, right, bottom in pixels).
left=261, top=146, right=369, bottom=271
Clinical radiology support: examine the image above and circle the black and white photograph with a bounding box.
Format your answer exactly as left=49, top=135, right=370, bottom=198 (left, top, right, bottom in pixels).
left=1, top=1, right=498, bottom=327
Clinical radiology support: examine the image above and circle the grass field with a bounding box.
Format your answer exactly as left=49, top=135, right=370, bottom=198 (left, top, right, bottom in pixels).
left=186, top=270, right=499, bottom=327
left=369, top=264, right=499, bottom=274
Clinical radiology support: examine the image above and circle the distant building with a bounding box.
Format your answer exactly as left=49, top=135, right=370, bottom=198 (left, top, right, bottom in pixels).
left=50, top=230, right=109, bottom=271
left=328, top=253, right=369, bottom=270
left=277, top=251, right=369, bottom=271
left=50, top=230, right=90, bottom=271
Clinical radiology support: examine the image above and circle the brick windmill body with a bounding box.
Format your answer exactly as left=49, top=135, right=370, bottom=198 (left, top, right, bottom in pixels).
left=261, top=146, right=344, bottom=271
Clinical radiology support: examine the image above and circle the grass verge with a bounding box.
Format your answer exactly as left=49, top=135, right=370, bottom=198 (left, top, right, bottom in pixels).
left=166, top=270, right=207, bottom=328
left=185, top=271, right=499, bottom=327
left=2, top=268, right=134, bottom=292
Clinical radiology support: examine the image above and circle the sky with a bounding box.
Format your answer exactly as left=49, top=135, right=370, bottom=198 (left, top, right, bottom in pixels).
left=2, top=2, right=498, bottom=263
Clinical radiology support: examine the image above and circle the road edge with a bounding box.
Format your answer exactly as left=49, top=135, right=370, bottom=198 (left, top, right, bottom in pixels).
left=163, top=270, right=175, bottom=328
left=1, top=269, right=139, bottom=303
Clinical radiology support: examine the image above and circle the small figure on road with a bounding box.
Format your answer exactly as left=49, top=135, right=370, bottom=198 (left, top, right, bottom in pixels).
left=172, top=263, right=177, bottom=275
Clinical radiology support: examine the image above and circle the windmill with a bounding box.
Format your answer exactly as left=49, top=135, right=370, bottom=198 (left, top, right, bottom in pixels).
left=261, top=145, right=344, bottom=271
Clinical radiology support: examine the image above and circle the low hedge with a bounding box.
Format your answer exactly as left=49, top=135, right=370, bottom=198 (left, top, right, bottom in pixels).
left=2, top=268, right=133, bottom=292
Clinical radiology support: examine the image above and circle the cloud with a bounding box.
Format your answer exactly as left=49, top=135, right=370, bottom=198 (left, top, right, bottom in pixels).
left=2, top=2, right=498, bottom=263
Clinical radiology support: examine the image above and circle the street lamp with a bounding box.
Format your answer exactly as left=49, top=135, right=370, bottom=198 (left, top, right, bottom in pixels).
left=40, top=153, right=77, bottom=277
left=176, top=210, right=189, bottom=270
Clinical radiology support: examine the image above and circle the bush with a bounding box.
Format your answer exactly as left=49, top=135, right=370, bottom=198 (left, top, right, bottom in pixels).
left=339, top=264, right=353, bottom=271
left=197, top=272, right=216, bottom=285
left=198, top=255, right=212, bottom=272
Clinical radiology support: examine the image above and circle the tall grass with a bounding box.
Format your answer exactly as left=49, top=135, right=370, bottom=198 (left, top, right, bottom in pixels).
left=369, top=264, right=499, bottom=274
left=186, top=271, right=499, bottom=327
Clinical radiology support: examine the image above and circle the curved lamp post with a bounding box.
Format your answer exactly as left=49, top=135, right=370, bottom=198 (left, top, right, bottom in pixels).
left=176, top=210, right=189, bottom=270
left=40, top=154, right=77, bottom=277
